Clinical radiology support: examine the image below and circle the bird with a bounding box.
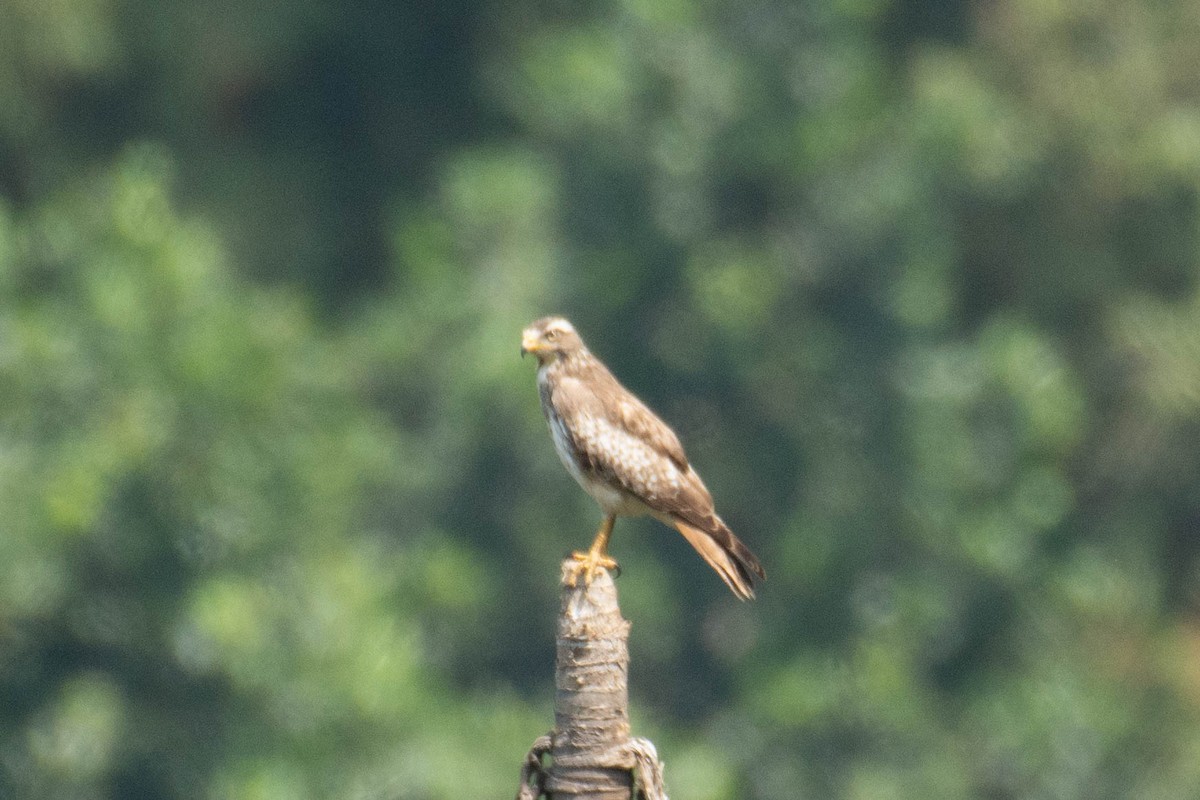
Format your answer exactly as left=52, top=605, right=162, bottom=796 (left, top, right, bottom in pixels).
left=521, top=316, right=765, bottom=600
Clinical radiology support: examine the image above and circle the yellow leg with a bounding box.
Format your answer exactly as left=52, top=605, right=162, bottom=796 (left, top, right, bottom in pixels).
left=566, top=515, right=619, bottom=586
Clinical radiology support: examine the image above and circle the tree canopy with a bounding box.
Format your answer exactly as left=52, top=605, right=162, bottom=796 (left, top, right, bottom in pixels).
left=2, top=0, right=1199, bottom=798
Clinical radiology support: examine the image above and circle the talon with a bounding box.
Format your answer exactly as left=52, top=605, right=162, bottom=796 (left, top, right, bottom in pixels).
left=565, top=548, right=619, bottom=587
left=563, top=514, right=619, bottom=588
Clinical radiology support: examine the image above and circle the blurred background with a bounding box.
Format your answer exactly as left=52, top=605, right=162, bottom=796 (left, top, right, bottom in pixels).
left=3, top=0, right=1200, bottom=797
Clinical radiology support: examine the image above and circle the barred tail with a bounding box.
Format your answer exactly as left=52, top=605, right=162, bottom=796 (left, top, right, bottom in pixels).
left=672, top=518, right=765, bottom=601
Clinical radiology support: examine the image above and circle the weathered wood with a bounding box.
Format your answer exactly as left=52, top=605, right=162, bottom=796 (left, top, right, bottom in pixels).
left=515, top=562, right=668, bottom=800
left=548, top=563, right=633, bottom=799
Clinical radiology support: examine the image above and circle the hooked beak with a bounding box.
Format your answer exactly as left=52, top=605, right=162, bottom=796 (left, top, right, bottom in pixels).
left=520, top=330, right=541, bottom=358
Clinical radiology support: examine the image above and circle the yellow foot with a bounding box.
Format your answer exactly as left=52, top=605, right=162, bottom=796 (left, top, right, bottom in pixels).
left=564, top=549, right=619, bottom=587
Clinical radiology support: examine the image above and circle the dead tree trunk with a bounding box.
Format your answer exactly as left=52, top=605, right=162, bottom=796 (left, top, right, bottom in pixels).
left=516, top=562, right=667, bottom=800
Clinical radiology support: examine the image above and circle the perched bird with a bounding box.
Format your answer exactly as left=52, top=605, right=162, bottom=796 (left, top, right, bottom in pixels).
left=521, top=316, right=765, bottom=600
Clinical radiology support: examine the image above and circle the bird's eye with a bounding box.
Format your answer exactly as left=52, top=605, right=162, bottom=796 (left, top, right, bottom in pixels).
left=545, top=330, right=558, bottom=341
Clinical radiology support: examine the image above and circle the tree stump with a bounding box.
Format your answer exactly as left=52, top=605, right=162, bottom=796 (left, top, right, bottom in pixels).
left=516, top=562, right=667, bottom=800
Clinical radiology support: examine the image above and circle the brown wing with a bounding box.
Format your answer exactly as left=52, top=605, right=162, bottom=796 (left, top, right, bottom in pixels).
left=550, top=373, right=703, bottom=509
left=613, top=394, right=688, bottom=470
left=564, top=357, right=689, bottom=469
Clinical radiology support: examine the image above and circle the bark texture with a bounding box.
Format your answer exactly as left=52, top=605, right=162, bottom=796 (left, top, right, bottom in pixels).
left=548, top=563, right=633, bottom=799
left=515, top=562, right=667, bottom=800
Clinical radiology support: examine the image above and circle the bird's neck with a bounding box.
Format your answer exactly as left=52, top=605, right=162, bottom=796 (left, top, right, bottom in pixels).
left=543, top=349, right=592, bottom=377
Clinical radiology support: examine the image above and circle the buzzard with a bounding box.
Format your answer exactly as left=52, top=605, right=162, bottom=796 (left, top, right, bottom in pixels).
left=521, top=316, right=765, bottom=600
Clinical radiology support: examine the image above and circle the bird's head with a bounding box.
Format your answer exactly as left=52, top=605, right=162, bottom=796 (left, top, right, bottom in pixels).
left=521, top=316, right=584, bottom=365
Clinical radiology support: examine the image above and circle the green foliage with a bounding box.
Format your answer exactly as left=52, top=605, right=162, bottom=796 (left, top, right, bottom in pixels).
left=3, top=0, right=1200, bottom=798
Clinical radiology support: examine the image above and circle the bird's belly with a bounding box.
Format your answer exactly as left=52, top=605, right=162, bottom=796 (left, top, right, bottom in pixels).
left=577, top=472, right=649, bottom=516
